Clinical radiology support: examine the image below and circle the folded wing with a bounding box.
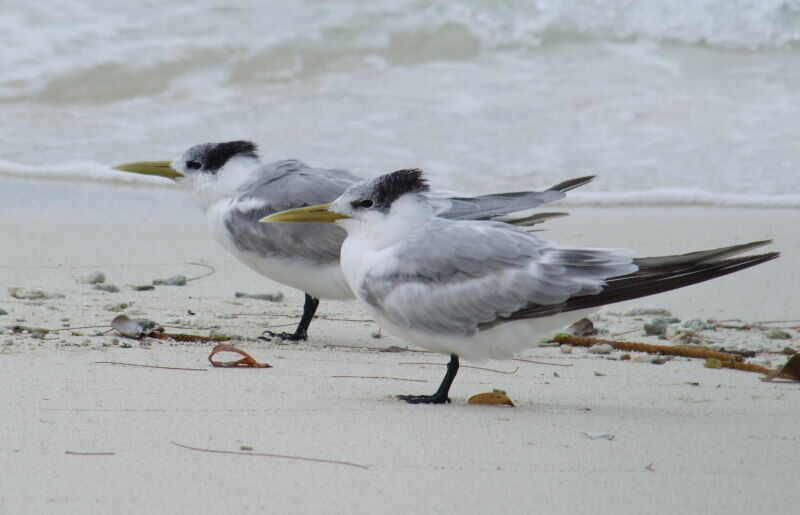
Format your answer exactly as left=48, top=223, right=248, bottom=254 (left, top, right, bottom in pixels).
left=358, top=219, right=635, bottom=337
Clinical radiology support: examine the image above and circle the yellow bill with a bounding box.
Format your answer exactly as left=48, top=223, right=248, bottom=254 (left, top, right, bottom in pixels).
left=260, top=203, right=349, bottom=223
left=113, top=161, right=183, bottom=180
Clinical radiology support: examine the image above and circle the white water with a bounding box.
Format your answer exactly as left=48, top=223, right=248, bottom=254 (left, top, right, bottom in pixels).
left=2, top=1, right=799, bottom=206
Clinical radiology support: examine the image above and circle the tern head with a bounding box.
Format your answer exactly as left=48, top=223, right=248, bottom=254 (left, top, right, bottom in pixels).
left=261, top=168, right=431, bottom=226
left=114, top=141, right=261, bottom=210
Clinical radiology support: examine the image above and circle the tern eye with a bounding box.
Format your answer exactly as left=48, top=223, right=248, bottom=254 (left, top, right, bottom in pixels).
left=353, top=199, right=373, bottom=209
left=186, top=160, right=202, bottom=170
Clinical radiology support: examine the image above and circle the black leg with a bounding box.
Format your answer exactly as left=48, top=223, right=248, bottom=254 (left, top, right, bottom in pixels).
left=261, top=294, right=320, bottom=342
left=398, top=354, right=459, bottom=404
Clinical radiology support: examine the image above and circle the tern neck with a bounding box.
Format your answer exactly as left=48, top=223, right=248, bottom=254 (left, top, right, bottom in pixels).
left=183, top=155, right=261, bottom=212
left=341, top=194, right=435, bottom=249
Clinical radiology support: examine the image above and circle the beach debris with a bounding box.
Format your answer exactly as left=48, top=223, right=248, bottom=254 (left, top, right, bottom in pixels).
left=623, top=307, right=671, bottom=317
left=566, top=318, right=595, bottom=336
left=151, top=332, right=230, bottom=343
left=370, top=329, right=382, bottom=338
left=93, top=283, right=120, bottom=293
left=208, top=344, right=271, bottom=368
left=582, top=431, right=615, bottom=440
left=209, top=330, right=230, bottom=340
left=0, top=308, right=7, bottom=316
left=132, top=284, right=155, bottom=291
left=234, top=291, right=284, bottom=302
left=78, top=272, right=106, bottom=284
left=765, top=329, right=792, bottom=340
left=111, top=315, right=163, bottom=338
left=8, top=287, right=64, bottom=300
left=593, top=371, right=606, bottom=376
left=103, top=302, right=131, bottom=312
left=240, top=446, right=254, bottom=451
left=680, top=319, right=716, bottom=332
left=554, top=334, right=743, bottom=362
left=560, top=344, right=573, bottom=354
left=587, top=343, right=613, bottom=354
left=650, top=357, right=667, bottom=365
left=698, top=357, right=800, bottom=381
left=468, top=390, right=515, bottom=407
left=763, top=355, right=800, bottom=382
left=643, top=317, right=669, bottom=336
left=153, top=275, right=187, bottom=286
left=8, top=324, right=49, bottom=336
left=380, top=345, right=407, bottom=353
left=171, top=441, right=367, bottom=469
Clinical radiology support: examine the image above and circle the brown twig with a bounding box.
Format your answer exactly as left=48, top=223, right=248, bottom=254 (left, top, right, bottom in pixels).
left=185, top=262, right=216, bottom=282
left=553, top=334, right=744, bottom=362
left=513, top=358, right=573, bottom=367
left=332, top=375, right=427, bottom=383
left=65, top=450, right=115, bottom=456
left=171, top=441, right=368, bottom=469
left=399, top=362, right=519, bottom=375
left=93, top=361, right=206, bottom=372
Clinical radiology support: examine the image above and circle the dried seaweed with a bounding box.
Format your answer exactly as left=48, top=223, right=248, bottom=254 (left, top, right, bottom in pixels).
left=553, top=334, right=743, bottom=362
left=208, top=344, right=271, bottom=368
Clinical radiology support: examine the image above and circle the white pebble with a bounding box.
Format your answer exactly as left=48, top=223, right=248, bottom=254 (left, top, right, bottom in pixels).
left=587, top=343, right=614, bottom=355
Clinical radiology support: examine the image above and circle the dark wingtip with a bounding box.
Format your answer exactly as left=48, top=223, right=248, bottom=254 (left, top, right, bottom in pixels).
left=549, top=175, right=595, bottom=193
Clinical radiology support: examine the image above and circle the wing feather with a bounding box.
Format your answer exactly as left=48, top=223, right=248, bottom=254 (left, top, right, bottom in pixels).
left=358, top=219, right=635, bottom=336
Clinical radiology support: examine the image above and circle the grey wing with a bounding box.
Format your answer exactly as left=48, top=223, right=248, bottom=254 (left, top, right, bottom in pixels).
left=224, top=160, right=360, bottom=263
left=431, top=176, right=594, bottom=221
left=359, top=220, right=636, bottom=336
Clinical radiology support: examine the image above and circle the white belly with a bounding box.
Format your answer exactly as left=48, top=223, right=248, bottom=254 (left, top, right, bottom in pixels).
left=363, top=305, right=593, bottom=362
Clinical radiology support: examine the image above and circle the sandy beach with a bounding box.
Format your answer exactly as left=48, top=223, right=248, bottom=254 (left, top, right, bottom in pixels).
left=1, top=177, right=798, bottom=514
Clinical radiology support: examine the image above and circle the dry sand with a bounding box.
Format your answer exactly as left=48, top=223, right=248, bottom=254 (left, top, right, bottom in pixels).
left=1, top=177, right=799, bottom=514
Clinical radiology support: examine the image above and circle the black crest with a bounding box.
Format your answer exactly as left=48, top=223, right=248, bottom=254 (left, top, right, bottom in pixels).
left=374, top=168, right=429, bottom=207
left=204, top=141, right=259, bottom=171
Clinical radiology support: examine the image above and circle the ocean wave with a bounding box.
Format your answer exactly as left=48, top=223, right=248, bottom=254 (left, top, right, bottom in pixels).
left=563, top=190, right=800, bottom=208
left=2, top=1, right=799, bottom=101
left=3, top=159, right=797, bottom=208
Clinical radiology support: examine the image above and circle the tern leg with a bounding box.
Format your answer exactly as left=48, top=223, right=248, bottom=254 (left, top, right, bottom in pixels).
left=398, top=354, right=459, bottom=404
left=262, top=294, right=320, bottom=342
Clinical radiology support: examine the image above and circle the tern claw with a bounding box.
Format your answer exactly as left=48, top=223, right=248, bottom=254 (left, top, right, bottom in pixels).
left=259, top=329, right=307, bottom=342
left=397, top=394, right=451, bottom=405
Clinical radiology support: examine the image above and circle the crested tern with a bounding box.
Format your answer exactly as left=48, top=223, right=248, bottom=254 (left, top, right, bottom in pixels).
left=115, top=141, right=592, bottom=341
left=262, top=169, right=779, bottom=404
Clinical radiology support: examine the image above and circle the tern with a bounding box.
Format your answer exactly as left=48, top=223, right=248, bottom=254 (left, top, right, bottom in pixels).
left=262, top=169, right=779, bottom=404
left=115, top=141, right=592, bottom=341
